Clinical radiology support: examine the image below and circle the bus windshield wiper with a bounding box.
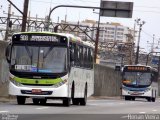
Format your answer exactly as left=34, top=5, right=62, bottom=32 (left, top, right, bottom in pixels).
left=25, top=46, right=32, bottom=64
left=43, top=47, right=54, bottom=59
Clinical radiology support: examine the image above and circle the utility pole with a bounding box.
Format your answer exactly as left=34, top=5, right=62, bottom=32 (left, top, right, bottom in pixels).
left=94, top=0, right=102, bottom=63
left=158, top=55, right=160, bottom=96
left=21, top=0, right=29, bottom=32
left=4, top=3, right=11, bottom=41
left=135, top=19, right=145, bottom=64
left=151, top=34, right=155, bottom=52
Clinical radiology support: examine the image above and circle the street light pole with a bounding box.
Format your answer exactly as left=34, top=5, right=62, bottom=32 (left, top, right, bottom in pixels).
left=135, top=19, right=145, bottom=64
left=94, top=9, right=101, bottom=63
left=151, top=34, right=155, bottom=52
left=4, top=3, right=11, bottom=41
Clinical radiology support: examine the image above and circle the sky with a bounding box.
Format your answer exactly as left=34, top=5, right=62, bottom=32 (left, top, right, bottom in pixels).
left=1, top=0, right=160, bottom=53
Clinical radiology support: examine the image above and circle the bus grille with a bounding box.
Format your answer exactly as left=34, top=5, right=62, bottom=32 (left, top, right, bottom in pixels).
left=21, top=90, right=53, bottom=95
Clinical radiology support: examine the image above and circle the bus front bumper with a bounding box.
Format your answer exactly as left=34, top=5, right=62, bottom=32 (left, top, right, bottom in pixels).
left=9, top=82, right=69, bottom=98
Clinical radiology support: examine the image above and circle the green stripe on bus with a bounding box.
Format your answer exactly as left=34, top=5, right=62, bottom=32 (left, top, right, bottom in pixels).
left=13, top=77, right=63, bottom=85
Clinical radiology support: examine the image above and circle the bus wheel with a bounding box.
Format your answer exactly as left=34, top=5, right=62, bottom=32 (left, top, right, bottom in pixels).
left=63, top=98, right=71, bottom=107
left=71, top=82, right=79, bottom=105
left=125, top=96, right=131, bottom=101
left=152, top=97, right=155, bottom=102
left=131, top=97, right=135, bottom=101
left=80, top=85, right=87, bottom=106
left=72, top=99, right=79, bottom=105
left=147, top=97, right=152, bottom=102
left=17, top=96, right=26, bottom=105
left=32, top=98, right=40, bottom=105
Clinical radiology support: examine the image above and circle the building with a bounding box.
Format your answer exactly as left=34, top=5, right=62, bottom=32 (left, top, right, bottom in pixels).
left=60, top=20, right=95, bottom=42
left=92, top=22, right=133, bottom=43
left=60, top=19, right=134, bottom=44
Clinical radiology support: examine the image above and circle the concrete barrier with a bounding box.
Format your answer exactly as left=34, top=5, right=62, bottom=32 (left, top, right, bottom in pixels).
left=94, top=64, right=122, bottom=96
left=0, top=41, right=9, bottom=97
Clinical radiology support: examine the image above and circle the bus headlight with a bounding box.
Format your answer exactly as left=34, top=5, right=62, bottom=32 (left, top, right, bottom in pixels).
left=10, top=77, right=23, bottom=87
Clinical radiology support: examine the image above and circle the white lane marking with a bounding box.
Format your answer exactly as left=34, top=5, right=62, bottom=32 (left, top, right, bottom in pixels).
left=89, top=104, right=98, bottom=106
left=0, top=111, right=9, bottom=113
left=129, top=102, right=135, bottom=104
left=139, top=112, right=146, bottom=114
left=121, top=115, right=128, bottom=119
left=119, top=103, right=125, bottom=105
left=152, top=110, right=157, bottom=112
left=106, top=103, right=114, bottom=105
left=36, top=107, right=49, bottom=110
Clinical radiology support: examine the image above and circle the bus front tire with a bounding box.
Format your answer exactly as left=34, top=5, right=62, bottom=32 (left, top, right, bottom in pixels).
left=125, top=96, right=131, bottom=101
left=17, top=96, right=26, bottom=105
left=79, top=85, right=87, bottom=106
left=63, top=98, right=71, bottom=107
left=71, top=82, right=79, bottom=105
left=152, top=97, right=155, bottom=102
left=72, top=99, right=79, bottom=105
left=147, top=97, right=152, bottom=102
left=131, top=97, right=135, bottom=101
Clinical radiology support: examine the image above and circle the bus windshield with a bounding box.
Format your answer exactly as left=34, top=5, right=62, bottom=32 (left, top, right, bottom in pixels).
left=123, top=72, right=151, bottom=86
left=11, top=45, right=68, bottom=73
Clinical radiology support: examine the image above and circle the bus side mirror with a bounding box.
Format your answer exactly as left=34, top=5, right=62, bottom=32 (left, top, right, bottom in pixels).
left=5, top=43, right=11, bottom=63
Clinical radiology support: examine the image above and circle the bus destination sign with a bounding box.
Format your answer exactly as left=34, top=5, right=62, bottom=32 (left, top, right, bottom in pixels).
left=12, top=34, right=67, bottom=43
left=125, top=66, right=149, bottom=71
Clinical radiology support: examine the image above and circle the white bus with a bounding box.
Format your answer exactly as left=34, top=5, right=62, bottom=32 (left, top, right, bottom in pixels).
left=121, top=65, right=158, bottom=102
left=5, top=32, right=94, bottom=106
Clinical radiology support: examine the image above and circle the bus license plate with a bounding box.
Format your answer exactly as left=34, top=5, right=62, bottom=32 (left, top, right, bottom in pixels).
left=32, top=89, right=42, bottom=93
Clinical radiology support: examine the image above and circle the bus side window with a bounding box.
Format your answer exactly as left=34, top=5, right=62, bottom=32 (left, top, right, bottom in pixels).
left=80, top=46, right=83, bottom=67
left=90, top=49, right=93, bottom=69
left=84, top=47, right=87, bottom=67
left=69, top=43, right=74, bottom=62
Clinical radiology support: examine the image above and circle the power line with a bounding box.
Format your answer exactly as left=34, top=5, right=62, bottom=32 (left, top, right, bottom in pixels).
left=30, top=0, right=99, bottom=5
left=142, top=30, right=153, bottom=38
left=71, top=0, right=98, bottom=3
left=142, top=30, right=160, bottom=43
left=135, top=6, right=160, bottom=9
left=30, top=0, right=63, bottom=5
left=134, top=10, right=160, bottom=14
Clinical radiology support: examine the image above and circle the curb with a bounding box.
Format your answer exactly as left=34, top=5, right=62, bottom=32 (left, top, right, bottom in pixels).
left=0, top=96, right=16, bottom=103
left=89, top=96, right=122, bottom=100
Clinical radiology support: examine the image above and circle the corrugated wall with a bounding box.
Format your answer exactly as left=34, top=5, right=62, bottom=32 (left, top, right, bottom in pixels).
left=0, top=41, right=9, bottom=97
left=94, top=64, right=122, bottom=96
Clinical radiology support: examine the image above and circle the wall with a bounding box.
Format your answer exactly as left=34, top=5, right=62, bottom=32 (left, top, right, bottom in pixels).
left=94, top=64, right=122, bottom=96
left=0, top=41, right=9, bottom=97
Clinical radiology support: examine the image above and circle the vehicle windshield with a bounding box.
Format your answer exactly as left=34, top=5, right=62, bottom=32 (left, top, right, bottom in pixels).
left=11, top=45, right=68, bottom=73
left=123, top=72, right=151, bottom=86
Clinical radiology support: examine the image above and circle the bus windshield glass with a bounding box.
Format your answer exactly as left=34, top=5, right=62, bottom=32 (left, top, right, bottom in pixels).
left=123, top=72, right=151, bottom=86
left=11, top=45, right=68, bottom=73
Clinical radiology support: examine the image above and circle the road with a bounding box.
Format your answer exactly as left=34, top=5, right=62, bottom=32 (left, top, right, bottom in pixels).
left=0, top=98, right=160, bottom=120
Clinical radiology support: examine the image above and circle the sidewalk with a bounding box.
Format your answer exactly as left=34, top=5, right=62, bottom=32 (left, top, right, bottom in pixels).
left=0, top=96, right=121, bottom=102
left=89, top=96, right=122, bottom=100
left=1, top=96, right=159, bottom=102
left=0, top=96, right=16, bottom=103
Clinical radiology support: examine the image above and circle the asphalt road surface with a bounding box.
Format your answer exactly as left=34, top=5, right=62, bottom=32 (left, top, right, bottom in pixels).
left=0, top=98, right=160, bottom=120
